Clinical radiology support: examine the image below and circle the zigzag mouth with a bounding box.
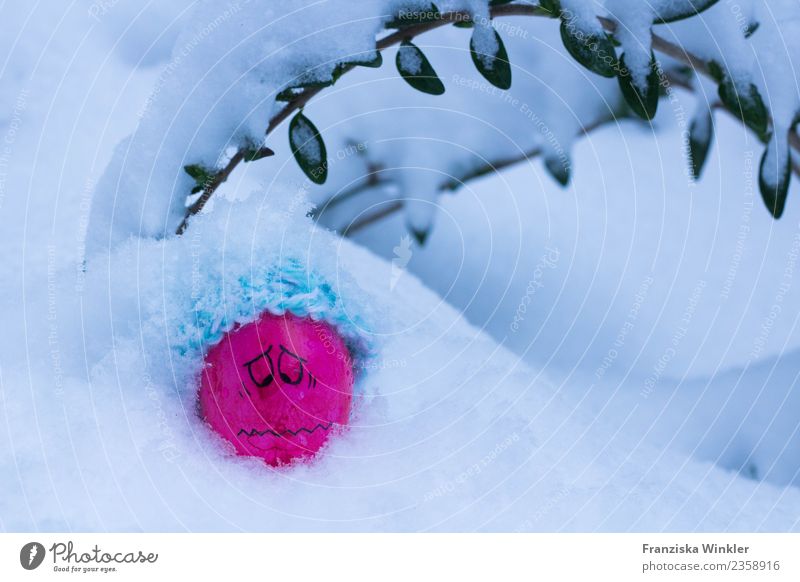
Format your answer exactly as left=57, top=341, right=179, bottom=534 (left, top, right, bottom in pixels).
left=237, top=421, right=334, bottom=438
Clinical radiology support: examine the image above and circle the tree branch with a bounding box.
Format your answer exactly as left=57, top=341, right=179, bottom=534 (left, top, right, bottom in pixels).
left=176, top=1, right=800, bottom=236
left=175, top=3, right=554, bottom=234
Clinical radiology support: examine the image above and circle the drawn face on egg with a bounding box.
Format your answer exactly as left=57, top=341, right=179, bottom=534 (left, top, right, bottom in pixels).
left=199, top=312, right=354, bottom=466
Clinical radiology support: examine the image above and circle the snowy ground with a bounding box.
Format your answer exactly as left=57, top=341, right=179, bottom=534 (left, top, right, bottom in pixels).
left=1, top=1, right=799, bottom=531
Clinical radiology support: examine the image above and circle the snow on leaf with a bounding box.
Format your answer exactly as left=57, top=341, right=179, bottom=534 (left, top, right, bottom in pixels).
left=617, top=52, right=660, bottom=120
left=470, top=27, right=511, bottom=90
left=759, top=129, right=791, bottom=219
left=717, top=75, right=769, bottom=138
left=559, top=12, right=617, bottom=78
left=396, top=40, right=445, bottom=95
left=289, top=112, right=327, bottom=185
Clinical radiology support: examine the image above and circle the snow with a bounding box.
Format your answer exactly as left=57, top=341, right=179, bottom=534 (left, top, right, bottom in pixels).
left=1, top=0, right=800, bottom=532
left=3, top=192, right=800, bottom=531
left=605, top=0, right=656, bottom=91
left=397, top=42, right=425, bottom=75
left=291, top=116, right=324, bottom=167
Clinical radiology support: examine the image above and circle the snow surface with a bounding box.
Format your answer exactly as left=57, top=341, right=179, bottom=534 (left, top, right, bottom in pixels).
left=3, top=192, right=799, bottom=532
left=1, top=0, right=799, bottom=532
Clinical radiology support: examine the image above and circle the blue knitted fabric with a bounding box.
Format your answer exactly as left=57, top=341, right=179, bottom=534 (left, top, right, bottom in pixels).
left=178, top=258, right=374, bottom=379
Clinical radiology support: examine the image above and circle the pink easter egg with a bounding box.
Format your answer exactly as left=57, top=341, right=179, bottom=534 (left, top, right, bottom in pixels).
left=199, top=311, right=354, bottom=466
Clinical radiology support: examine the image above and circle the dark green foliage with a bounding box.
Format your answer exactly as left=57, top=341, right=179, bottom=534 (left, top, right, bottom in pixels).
left=559, top=17, right=617, bottom=78
left=184, top=164, right=216, bottom=194
left=396, top=40, right=445, bottom=95
left=759, top=136, right=791, bottom=218
left=617, top=53, right=660, bottom=120
left=289, top=112, right=328, bottom=184
left=470, top=29, right=512, bottom=89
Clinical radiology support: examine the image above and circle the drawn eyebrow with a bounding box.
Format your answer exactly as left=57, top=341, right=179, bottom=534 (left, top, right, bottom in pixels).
left=242, top=346, right=275, bottom=388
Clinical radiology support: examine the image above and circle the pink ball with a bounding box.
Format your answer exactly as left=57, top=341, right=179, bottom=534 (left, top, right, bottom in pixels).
left=199, top=311, right=355, bottom=466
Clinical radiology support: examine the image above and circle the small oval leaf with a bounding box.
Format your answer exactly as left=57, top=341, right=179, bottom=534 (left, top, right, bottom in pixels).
left=759, top=134, right=791, bottom=219
left=617, top=53, right=660, bottom=120
left=544, top=154, right=571, bottom=186
left=688, top=110, right=714, bottom=180
left=539, top=0, right=562, bottom=16
left=396, top=40, right=445, bottom=95
left=289, top=112, right=328, bottom=185
left=718, top=76, right=768, bottom=137
left=470, top=28, right=512, bottom=90
left=559, top=17, right=618, bottom=78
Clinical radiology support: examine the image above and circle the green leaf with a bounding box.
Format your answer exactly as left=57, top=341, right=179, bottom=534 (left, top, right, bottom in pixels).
left=489, top=0, right=514, bottom=5
left=559, top=17, right=618, bottom=78
left=655, top=0, right=720, bottom=24
left=617, top=53, right=660, bottom=120
left=470, top=28, right=512, bottom=90
left=758, top=135, right=791, bottom=219
left=276, top=78, right=334, bottom=102
left=184, top=164, right=209, bottom=182
left=544, top=154, right=571, bottom=186
left=688, top=111, right=714, bottom=180
left=453, top=20, right=474, bottom=28
left=538, top=0, right=562, bottom=17
left=353, top=51, right=383, bottom=68
left=289, top=112, right=328, bottom=185
left=410, top=226, right=429, bottom=246
left=707, top=60, right=724, bottom=83
left=184, top=163, right=217, bottom=194
left=396, top=40, right=445, bottom=95
left=718, top=76, right=768, bottom=137
left=276, top=54, right=382, bottom=102
left=242, top=145, right=275, bottom=162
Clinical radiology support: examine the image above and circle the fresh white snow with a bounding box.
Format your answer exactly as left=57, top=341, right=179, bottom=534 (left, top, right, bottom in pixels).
left=1, top=0, right=799, bottom=532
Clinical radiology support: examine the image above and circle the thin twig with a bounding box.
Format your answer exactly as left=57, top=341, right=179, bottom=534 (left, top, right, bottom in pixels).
left=175, top=4, right=553, bottom=234
left=176, top=2, right=800, bottom=235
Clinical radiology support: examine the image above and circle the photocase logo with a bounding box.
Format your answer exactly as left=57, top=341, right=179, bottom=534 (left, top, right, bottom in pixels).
left=20, top=542, right=46, bottom=570
left=390, top=234, right=413, bottom=290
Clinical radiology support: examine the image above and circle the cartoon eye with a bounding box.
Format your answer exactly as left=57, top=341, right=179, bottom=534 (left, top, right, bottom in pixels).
left=277, top=345, right=306, bottom=385
left=243, top=346, right=275, bottom=388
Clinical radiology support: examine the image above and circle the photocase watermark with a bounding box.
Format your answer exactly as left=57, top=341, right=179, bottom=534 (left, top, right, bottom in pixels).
left=390, top=234, right=413, bottom=291
left=748, top=226, right=800, bottom=361
left=357, top=358, right=407, bottom=372
left=74, top=177, right=95, bottom=293
left=452, top=72, right=571, bottom=175
left=510, top=246, right=560, bottom=333
left=20, top=542, right=46, bottom=571
left=513, top=485, right=572, bottom=531
left=595, top=275, right=654, bottom=379
left=87, top=0, right=120, bottom=21
left=725, top=0, right=755, bottom=36
left=189, top=225, right=204, bottom=300
left=47, top=245, right=65, bottom=397
left=560, top=9, right=621, bottom=74
left=143, top=372, right=181, bottom=463
left=0, top=88, right=29, bottom=211
left=308, top=140, right=368, bottom=184
left=641, top=279, right=706, bottom=398
left=396, top=9, right=528, bottom=39
left=139, top=1, right=247, bottom=118
left=422, top=432, right=520, bottom=502
left=20, top=540, right=159, bottom=573
left=720, top=150, right=755, bottom=301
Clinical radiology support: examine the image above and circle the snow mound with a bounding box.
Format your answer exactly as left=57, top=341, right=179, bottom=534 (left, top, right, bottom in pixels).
left=2, top=191, right=798, bottom=532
